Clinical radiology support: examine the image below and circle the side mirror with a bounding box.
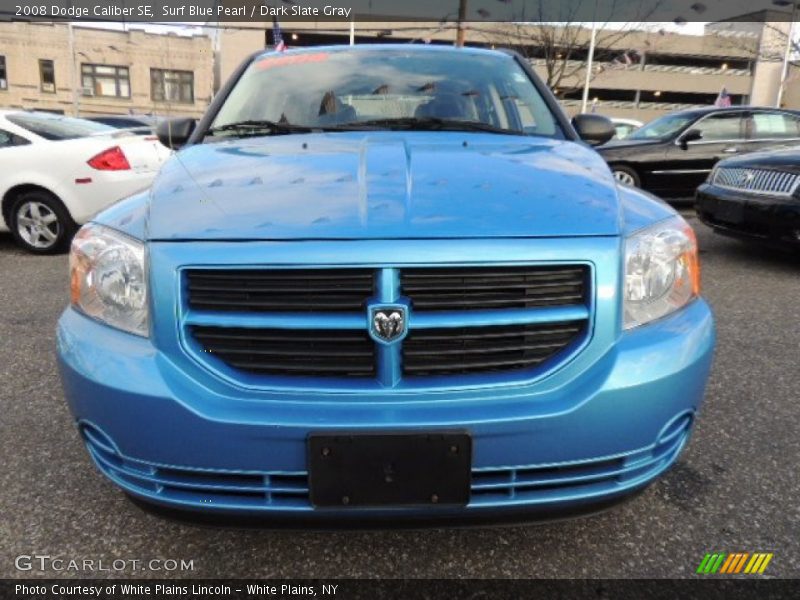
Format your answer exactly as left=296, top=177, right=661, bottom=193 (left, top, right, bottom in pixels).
left=156, top=117, right=196, bottom=150
left=679, top=128, right=703, bottom=149
left=572, top=114, right=615, bottom=147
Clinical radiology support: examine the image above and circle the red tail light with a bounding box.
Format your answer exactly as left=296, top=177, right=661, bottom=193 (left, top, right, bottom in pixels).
left=87, top=146, right=131, bottom=171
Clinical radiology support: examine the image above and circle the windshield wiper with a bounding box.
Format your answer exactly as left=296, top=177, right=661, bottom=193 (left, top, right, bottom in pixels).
left=335, top=117, right=524, bottom=136
left=206, top=119, right=317, bottom=137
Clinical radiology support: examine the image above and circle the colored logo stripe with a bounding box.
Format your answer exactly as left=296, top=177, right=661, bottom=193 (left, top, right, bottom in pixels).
left=745, top=553, right=773, bottom=574
left=719, top=553, right=749, bottom=573
left=697, top=553, right=726, bottom=574
left=697, top=552, right=773, bottom=574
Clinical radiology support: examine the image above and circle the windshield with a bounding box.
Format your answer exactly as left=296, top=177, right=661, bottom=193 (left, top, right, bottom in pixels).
left=6, top=113, right=115, bottom=140
left=210, top=48, right=561, bottom=138
left=628, top=113, right=695, bottom=140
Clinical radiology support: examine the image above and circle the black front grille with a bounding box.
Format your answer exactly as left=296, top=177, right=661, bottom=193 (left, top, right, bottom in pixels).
left=191, top=327, right=375, bottom=377
left=402, top=321, right=585, bottom=376
left=186, top=269, right=374, bottom=313
left=401, top=266, right=587, bottom=311
left=185, top=264, right=592, bottom=382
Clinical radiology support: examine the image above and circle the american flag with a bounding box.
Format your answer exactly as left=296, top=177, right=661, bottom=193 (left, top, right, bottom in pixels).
left=611, top=51, right=639, bottom=70
left=273, top=18, right=287, bottom=52
left=714, top=87, right=731, bottom=107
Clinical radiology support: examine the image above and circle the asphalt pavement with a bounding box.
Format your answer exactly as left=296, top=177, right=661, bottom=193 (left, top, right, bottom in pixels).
left=0, top=215, right=798, bottom=579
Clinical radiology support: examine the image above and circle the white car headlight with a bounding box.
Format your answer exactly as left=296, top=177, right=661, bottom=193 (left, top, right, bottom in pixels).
left=70, top=223, right=148, bottom=337
left=624, top=216, right=700, bottom=329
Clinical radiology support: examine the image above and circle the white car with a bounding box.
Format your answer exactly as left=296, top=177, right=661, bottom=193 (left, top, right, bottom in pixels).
left=0, top=110, right=171, bottom=253
left=610, top=118, right=644, bottom=140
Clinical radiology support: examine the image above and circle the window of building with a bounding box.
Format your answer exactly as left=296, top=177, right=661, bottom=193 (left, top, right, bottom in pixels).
left=39, top=59, right=55, bottom=93
left=150, top=69, right=194, bottom=103
left=0, top=56, right=7, bottom=90
left=81, top=64, right=130, bottom=98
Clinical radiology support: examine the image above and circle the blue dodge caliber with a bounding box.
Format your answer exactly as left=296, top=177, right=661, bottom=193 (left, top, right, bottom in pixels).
left=57, top=46, right=715, bottom=523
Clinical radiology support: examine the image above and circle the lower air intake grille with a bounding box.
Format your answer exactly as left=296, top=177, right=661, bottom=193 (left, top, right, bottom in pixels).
left=191, top=327, right=376, bottom=377
left=402, top=321, right=585, bottom=377
left=186, top=268, right=374, bottom=313
left=401, top=266, right=588, bottom=311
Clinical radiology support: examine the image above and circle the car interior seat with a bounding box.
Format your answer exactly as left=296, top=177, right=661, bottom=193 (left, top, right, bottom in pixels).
left=415, top=93, right=471, bottom=120
left=317, top=91, right=357, bottom=125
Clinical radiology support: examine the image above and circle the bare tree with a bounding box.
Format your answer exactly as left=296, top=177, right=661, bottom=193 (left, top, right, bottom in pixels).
left=470, top=0, right=663, bottom=94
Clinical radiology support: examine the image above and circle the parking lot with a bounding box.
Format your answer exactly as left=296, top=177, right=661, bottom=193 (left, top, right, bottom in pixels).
left=0, top=214, right=798, bottom=579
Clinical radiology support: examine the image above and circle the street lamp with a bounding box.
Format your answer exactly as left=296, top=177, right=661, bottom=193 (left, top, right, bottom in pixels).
left=580, top=0, right=601, bottom=113
left=773, top=0, right=799, bottom=107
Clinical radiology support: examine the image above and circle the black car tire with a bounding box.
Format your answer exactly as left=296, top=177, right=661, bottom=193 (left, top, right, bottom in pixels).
left=611, top=165, right=641, bottom=188
left=8, top=189, right=76, bottom=255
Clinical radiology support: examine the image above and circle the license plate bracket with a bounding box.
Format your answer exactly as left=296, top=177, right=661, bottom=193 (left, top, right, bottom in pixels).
left=308, top=432, right=472, bottom=508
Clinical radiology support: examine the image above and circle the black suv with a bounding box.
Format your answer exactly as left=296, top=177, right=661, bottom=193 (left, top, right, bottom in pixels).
left=597, top=107, right=800, bottom=198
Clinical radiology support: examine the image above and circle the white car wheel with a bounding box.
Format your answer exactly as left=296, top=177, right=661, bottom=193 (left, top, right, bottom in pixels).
left=16, top=201, right=61, bottom=249
left=8, top=191, right=75, bottom=254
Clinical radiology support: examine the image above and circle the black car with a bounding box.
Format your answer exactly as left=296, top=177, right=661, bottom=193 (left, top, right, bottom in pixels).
left=597, top=107, right=800, bottom=198
left=696, top=145, right=800, bottom=248
left=85, top=114, right=162, bottom=135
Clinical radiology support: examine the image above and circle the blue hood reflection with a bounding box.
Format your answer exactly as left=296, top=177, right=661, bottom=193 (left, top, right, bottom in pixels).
left=147, top=131, right=621, bottom=240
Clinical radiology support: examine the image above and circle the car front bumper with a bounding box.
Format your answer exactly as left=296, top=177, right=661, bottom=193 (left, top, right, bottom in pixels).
left=57, top=296, right=715, bottom=521
left=696, top=183, right=800, bottom=247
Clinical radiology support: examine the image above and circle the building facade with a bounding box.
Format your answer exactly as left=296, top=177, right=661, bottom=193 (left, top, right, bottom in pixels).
left=1, top=19, right=795, bottom=122
left=0, top=21, right=213, bottom=118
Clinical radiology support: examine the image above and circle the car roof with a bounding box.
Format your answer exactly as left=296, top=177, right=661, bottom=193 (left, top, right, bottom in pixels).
left=0, top=109, right=33, bottom=117
left=254, top=43, right=513, bottom=61
left=87, top=114, right=153, bottom=119
left=0, top=109, right=79, bottom=118
left=667, top=106, right=800, bottom=118
left=87, top=115, right=157, bottom=124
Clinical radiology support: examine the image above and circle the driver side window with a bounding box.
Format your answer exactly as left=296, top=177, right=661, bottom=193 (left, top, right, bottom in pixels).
left=693, top=113, right=743, bottom=142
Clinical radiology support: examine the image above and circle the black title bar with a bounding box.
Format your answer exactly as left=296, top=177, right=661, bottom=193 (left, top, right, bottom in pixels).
left=4, top=579, right=800, bottom=600
left=0, top=0, right=798, bottom=23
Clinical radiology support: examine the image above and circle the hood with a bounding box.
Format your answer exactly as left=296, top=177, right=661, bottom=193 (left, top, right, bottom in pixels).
left=146, top=131, right=621, bottom=241
left=718, top=144, right=800, bottom=170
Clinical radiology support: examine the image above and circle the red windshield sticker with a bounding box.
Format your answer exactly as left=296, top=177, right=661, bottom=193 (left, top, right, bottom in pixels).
left=255, top=53, right=330, bottom=70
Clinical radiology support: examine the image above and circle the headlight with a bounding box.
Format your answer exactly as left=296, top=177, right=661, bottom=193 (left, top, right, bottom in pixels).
left=70, top=223, right=148, bottom=336
left=624, top=216, right=700, bottom=329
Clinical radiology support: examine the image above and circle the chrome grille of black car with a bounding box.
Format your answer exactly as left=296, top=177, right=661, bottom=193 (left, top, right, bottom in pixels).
left=401, top=266, right=587, bottom=311
left=714, top=167, right=800, bottom=196
left=186, top=269, right=373, bottom=312
left=184, top=265, right=591, bottom=383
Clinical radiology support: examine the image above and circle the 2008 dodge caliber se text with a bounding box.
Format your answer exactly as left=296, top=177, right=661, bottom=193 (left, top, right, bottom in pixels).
left=57, top=46, right=715, bottom=524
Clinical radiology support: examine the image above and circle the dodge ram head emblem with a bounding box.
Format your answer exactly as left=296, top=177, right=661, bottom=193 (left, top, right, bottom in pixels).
left=369, top=306, right=407, bottom=344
